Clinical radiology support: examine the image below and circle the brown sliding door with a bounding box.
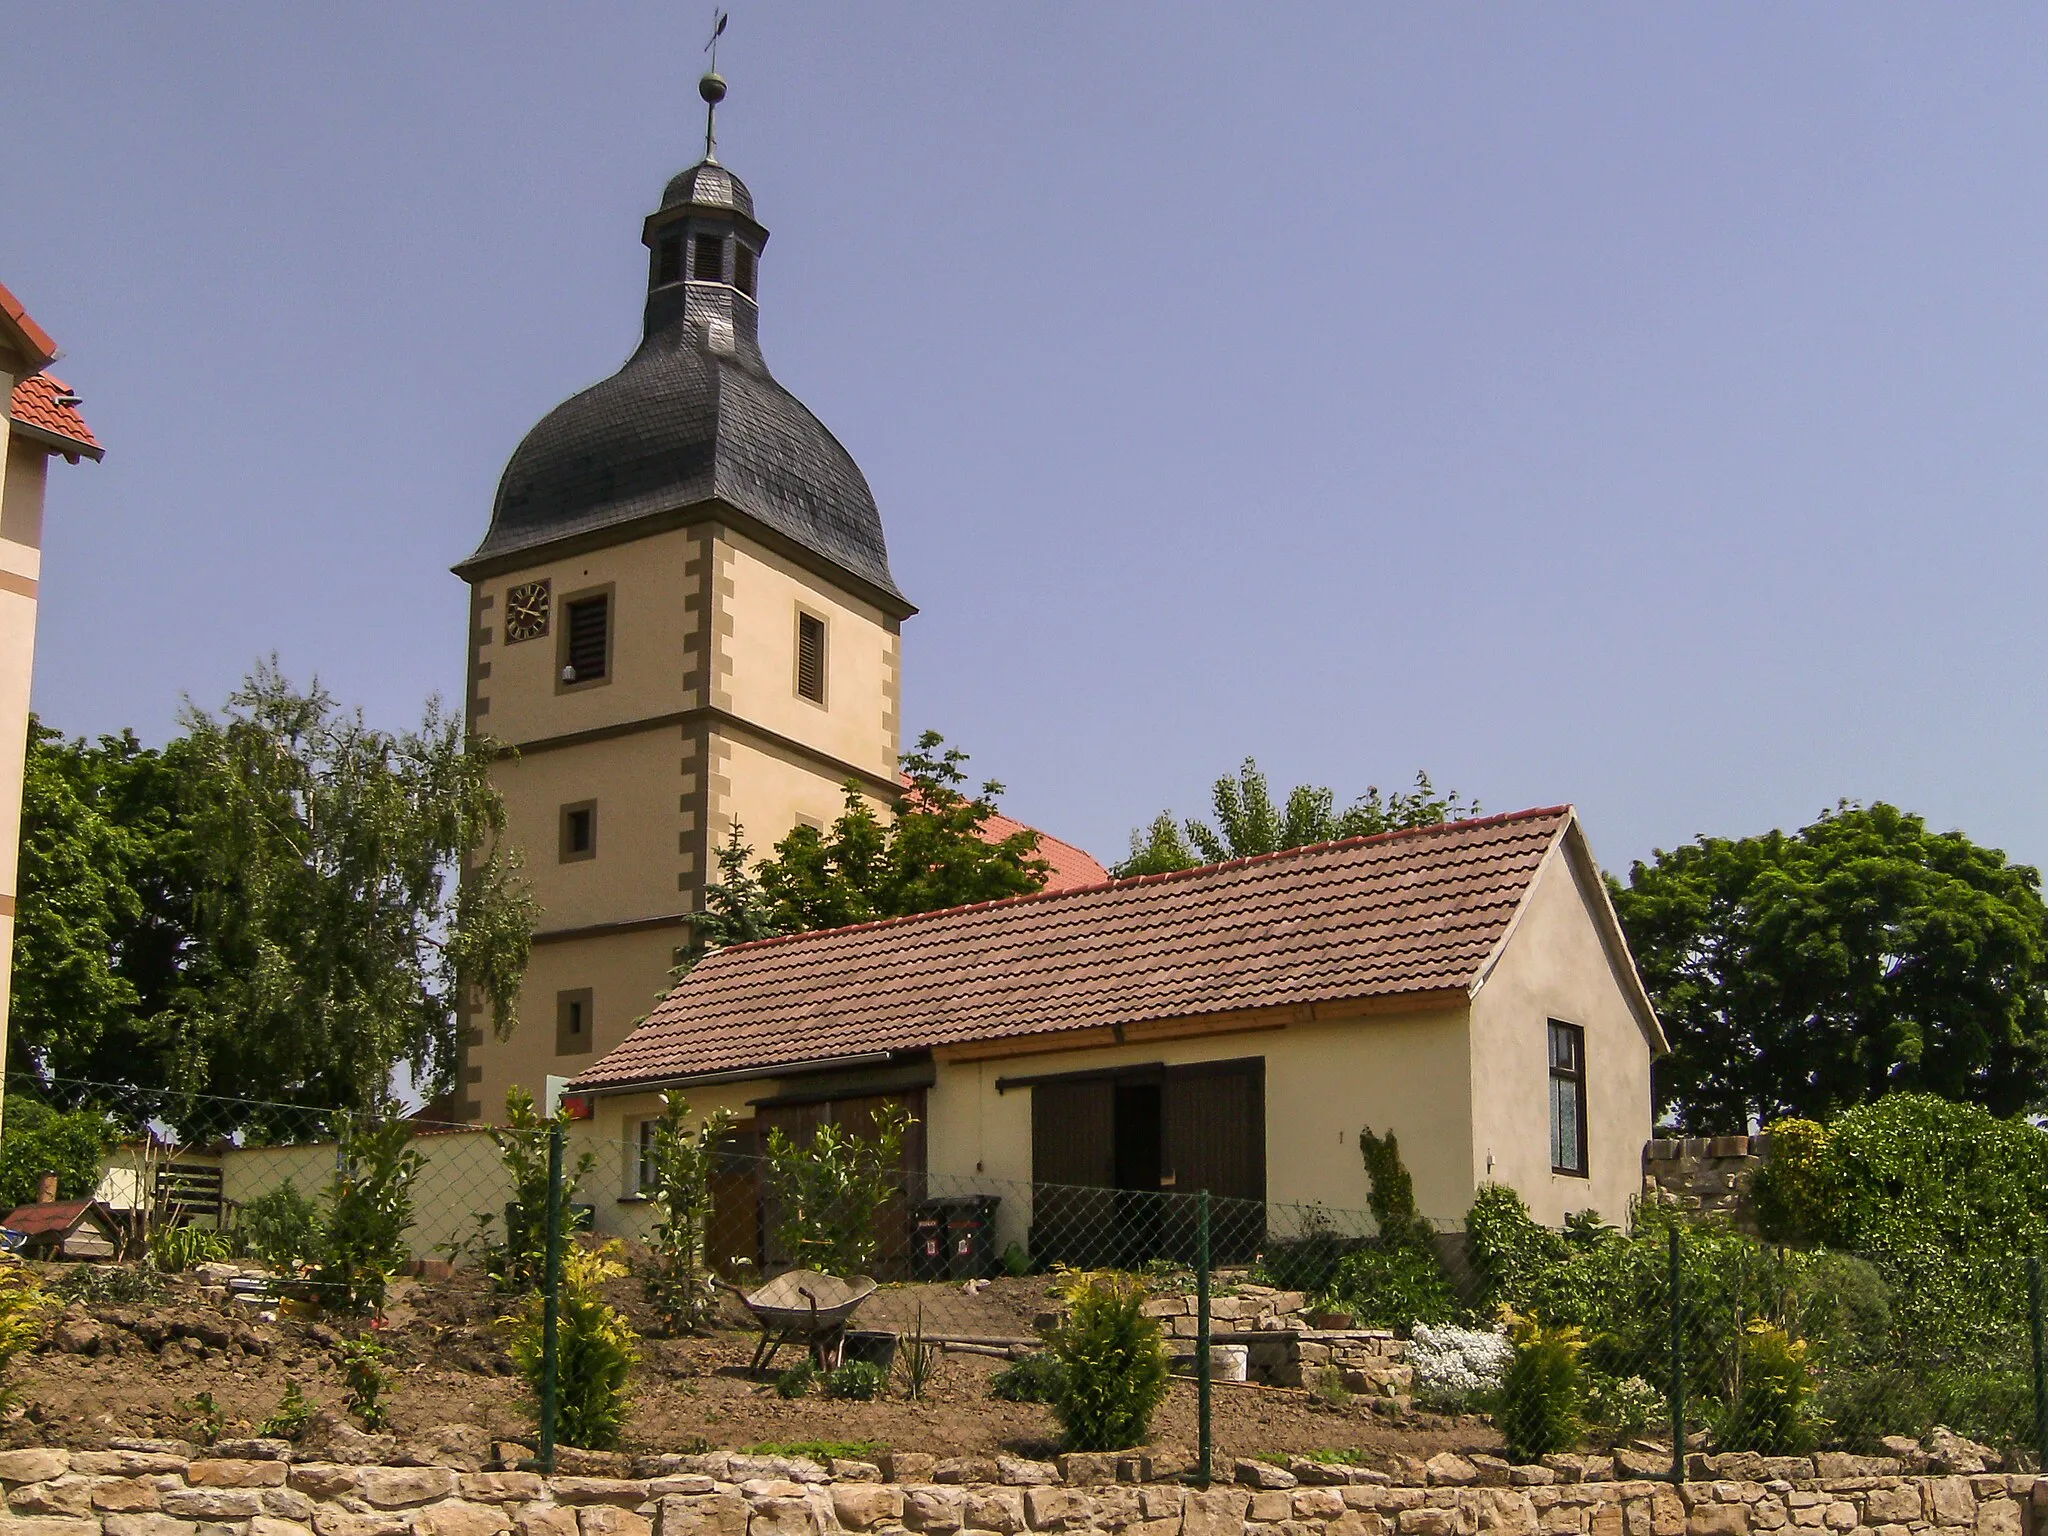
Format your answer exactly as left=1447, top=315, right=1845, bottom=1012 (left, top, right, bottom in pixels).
left=1162, top=1058, right=1266, bottom=1262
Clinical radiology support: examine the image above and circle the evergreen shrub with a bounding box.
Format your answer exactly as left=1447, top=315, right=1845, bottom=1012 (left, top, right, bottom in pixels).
left=1046, top=1271, right=1170, bottom=1451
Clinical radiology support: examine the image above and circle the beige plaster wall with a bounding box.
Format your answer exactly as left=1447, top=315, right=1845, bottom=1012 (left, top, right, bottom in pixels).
left=711, top=730, right=886, bottom=857
left=471, top=527, right=707, bottom=748
left=477, top=926, right=685, bottom=1128
left=1467, top=839, right=1656, bottom=1227
left=715, top=530, right=899, bottom=779
left=0, top=435, right=46, bottom=1119
left=495, top=726, right=693, bottom=932
left=925, top=1007, right=1475, bottom=1252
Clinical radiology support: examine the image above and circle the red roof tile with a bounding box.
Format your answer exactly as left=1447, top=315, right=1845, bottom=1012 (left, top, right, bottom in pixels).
left=9, top=374, right=101, bottom=461
left=974, top=809, right=1110, bottom=892
left=0, top=282, right=57, bottom=369
left=573, top=806, right=1576, bottom=1091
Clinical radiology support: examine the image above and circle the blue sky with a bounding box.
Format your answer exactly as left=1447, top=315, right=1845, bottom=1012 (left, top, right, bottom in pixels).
left=5, top=5, right=2047, bottom=880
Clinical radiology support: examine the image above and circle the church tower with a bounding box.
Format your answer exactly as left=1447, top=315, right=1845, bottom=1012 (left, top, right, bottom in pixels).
left=452, top=72, right=914, bottom=1122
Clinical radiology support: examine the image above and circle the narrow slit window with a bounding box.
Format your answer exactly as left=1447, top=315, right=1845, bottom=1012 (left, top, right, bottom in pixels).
left=560, top=802, right=596, bottom=861
left=656, top=232, right=683, bottom=286
left=1549, top=1020, right=1588, bottom=1176
left=564, top=593, right=609, bottom=683
left=795, top=610, right=826, bottom=703
left=637, top=1119, right=658, bottom=1193
left=556, top=989, right=594, bottom=1056
left=733, top=245, right=757, bottom=297
left=693, top=233, right=725, bottom=283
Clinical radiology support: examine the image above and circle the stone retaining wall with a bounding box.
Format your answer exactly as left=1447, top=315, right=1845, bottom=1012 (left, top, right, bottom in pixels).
left=0, top=1438, right=2033, bottom=1536
left=1641, top=1136, right=1770, bottom=1230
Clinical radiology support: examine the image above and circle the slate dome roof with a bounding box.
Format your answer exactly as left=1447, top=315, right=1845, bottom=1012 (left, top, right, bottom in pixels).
left=459, top=159, right=904, bottom=606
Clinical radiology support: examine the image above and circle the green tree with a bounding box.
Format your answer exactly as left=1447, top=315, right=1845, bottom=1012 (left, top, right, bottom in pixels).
left=1610, top=802, right=2048, bottom=1130
left=688, top=731, right=1049, bottom=955
left=171, top=663, right=536, bottom=1131
left=10, top=720, right=194, bottom=1096
left=1115, top=760, right=1478, bottom=876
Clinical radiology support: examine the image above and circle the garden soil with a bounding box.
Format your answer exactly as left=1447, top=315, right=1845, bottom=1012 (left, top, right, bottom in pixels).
left=7, top=1266, right=1501, bottom=1463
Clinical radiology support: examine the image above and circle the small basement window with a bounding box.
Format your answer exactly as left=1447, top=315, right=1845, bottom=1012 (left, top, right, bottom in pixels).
left=1549, top=1020, right=1588, bottom=1177
left=795, top=610, right=826, bottom=704
left=694, top=233, right=726, bottom=283
left=560, top=801, right=596, bottom=862
left=734, top=245, right=757, bottom=297
left=562, top=592, right=610, bottom=684
left=656, top=232, right=683, bottom=286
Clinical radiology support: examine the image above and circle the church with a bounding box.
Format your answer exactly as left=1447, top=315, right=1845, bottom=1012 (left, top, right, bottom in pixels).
left=450, top=72, right=1103, bottom=1124
left=453, top=71, right=1661, bottom=1244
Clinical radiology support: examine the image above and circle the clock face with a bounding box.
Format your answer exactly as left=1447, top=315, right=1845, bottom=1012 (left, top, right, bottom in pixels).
left=504, top=581, right=551, bottom=643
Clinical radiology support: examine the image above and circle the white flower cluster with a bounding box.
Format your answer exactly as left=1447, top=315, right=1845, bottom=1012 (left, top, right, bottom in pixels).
left=1407, top=1321, right=1513, bottom=1411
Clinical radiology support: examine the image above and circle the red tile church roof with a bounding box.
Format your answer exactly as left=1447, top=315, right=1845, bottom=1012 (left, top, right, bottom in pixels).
left=10, top=374, right=101, bottom=462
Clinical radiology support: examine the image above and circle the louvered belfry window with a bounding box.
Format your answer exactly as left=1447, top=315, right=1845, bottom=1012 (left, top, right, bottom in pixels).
left=796, top=611, right=826, bottom=703
left=694, top=233, right=725, bottom=283
left=734, top=245, right=757, bottom=297
left=565, top=594, right=609, bottom=682
left=656, top=233, right=683, bottom=286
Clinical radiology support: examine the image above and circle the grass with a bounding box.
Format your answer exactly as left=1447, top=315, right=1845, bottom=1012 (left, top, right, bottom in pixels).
left=745, top=1441, right=888, bottom=1462
left=1253, top=1448, right=1374, bottom=1468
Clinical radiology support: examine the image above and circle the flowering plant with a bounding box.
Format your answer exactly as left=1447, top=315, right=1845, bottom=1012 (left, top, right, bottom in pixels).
left=1407, top=1320, right=1513, bottom=1412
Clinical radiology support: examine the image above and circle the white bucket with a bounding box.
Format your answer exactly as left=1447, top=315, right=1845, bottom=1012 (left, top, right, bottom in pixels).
left=1209, top=1343, right=1249, bottom=1383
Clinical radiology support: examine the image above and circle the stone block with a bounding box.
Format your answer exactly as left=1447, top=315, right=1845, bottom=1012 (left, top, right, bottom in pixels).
left=552, top=1484, right=650, bottom=1510
left=742, top=1497, right=813, bottom=1536
left=1591, top=1506, right=1623, bottom=1536
left=1332, top=1515, right=1388, bottom=1536
left=103, top=1518, right=198, bottom=1536
left=1686, top=1509, right=1749, bottom=1536
left=248, top=1520, right=313, bottom=1536
left=1056, top=1456, right=1116, bottom=1487
left=1237, top=1462, right=1298, bottom=1491
left=1429, top=1457, right=1481, bottom=1489
left=397, top=1429, right=491, bottom=1476
left=1400, top=1509, right=1461, bottom=1536
left=1182, top=1489, right=1251, bottom=1536
left=880, top=1454, right=934, bottom=1487
left=0, top=1458, right=71, bottom=1489
left=1295, top=1489, right=1348, bottom=1520
left=1516, top=1471, right=1560, bottom=1490
left=1821, top=1506, right=1855, bottom=1532
left=826, top=1462, right=879, bottom=1484
left=261, top=1491, right=315, bottom=1522
left=1863, top=1490, right=1922, bottom=1526
left=1813, top=1459, right=1901, bottom=1482
left=996, top=1458, right=1058, bottom=1488
left=214, top=1445, right=293, bottom=1465
left=93, top=1479, right=164, bottom=1513
left=902, top=1487, right=965, bottom=1533
left=576, top=1508, right=650, bottom=1536
left=75, top=1458, right=187, bottom=1481
left=161, top=1488, right=265, bottom=1520
left=654, top=1498, right=745, bottom=1536
left=1977, top=1501, right=2021, bottom=1536
left=458, top=1476, right=544, bottom=1505
left=191, top=1461, right=289, bottom=1489
left=313, top=1509, right=411, bottom=1536
left=0, top=1521, right=99, bottom=1536
left=351, top=1469, right=460, bottom=1510
left=964, top=1489, right=1027, bottom=1534
left=832, top=1485, right=904, bottom=1532
left=1022, top=1487, right=1081, bottom=1530
left=1479, top=1491, right=1539, bottom=1536
left=8, top=1481, right=95, bottom=1520
left=411, top=1504, right=515, bottom=1536
left=1248, top=1491, right=1293, bottom=1522
left=1930, top=1480, right=1977, bottom=1526
left=1652, top=1489, right=1687, bottom=1536
left=935, top=1461, right=997, bottom=1488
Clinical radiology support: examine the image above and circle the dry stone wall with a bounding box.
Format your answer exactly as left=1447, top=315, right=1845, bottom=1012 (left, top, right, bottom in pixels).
left=0, top=1437, right=2033, bottom=1536
left=1641, top=1136, right=1770, bottom=1229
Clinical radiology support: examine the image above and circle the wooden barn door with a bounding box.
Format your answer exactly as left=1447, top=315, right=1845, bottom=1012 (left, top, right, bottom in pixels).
left=1029, top=1077, right=1116, bottom=1268
left=1161, top=1058, right=1267, bottom=1263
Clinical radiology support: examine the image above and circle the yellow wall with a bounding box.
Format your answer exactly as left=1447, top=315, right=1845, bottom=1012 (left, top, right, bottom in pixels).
left=0, top=384, right=48, bottom=1124
left=711, top=732, right=884, bottom=857
left=1467, top=838, right=1657, bottom=1226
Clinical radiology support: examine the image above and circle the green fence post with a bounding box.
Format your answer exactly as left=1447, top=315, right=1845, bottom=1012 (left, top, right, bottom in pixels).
left=2029, top=1254, right=2047, bottom=1473
left=539, top=1121, right=565, bottom=1473
left=1196, top=1190, right=1212, bottom=1487
left=1668, top=1222, right=1685, bottom=1485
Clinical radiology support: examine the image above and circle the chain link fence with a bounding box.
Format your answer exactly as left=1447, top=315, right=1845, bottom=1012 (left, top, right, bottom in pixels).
left=4, top=1074, right=2046, bottom=1476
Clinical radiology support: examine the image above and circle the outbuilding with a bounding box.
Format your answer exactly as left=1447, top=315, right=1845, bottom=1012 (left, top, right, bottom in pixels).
left=1, top=1198, right=123, bottom=1260
left=569, top=806, right=1664, bottom=1262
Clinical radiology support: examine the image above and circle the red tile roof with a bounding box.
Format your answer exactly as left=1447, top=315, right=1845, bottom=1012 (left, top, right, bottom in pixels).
left=975, top=809, right=1110, bottom=892
left=9, top=374, right=101, bottom=462
left=573, top=806, right=1580, bottom=1091
left=0, top=282, right=57, bottom=369
left=1, top=1199, right=106, bottom=1236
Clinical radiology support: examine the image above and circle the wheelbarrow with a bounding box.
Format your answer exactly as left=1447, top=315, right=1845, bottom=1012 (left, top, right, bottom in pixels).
left=739, top=1269, right=878, bottom=1374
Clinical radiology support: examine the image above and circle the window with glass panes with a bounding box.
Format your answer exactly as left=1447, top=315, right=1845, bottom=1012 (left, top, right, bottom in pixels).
left=1549, top=1020, right=1587, bottom=1176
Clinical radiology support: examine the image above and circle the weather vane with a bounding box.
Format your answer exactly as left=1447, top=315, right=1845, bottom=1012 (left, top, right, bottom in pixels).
left=700, top=9, right=729, bottom=164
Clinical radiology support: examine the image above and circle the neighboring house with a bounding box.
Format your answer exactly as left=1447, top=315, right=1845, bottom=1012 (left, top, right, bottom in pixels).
left=1, top=1199, right=121, bottom=1261
left=0, top=283, right=101, bottom=1115
left=568, top=806, right=1665, bottom=1260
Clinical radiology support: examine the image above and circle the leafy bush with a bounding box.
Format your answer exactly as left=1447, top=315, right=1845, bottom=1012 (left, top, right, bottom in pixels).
left=1407, top=1322, right=1512, bottom=1413
left=990, top=1352, right=1065, bottom=1403
left=1257, top=1206, right=1359, bottom=1297
left=641, top=1094, right=736, bottom=1335
left=311, top=1118, right=422, bottom=1315
left=763, top=1105, right=913, bottom=1276
left=1001, top=1242, right=1032, bottom=1278
left=149, top=1223, right=230, bottom=1272
left=0, top=1263, right=53, bottom=1411
left=774, top=1359, right=816, bottom=1399
left=1495, top=1316, right=1585, bottom=1461
left=1316, top=1128, right=1458, bottom=1330
left=1586, top=1373, right=1662, bottom=1437
left=0, top=1097, right=119, bottom=1211
left=240, top=1181, right=319, bottom=1272
left=1717, top=1322, right=1818, bottom=1453
left=336, top=1335, right=392, bottom=1429
left=505, top=1242, right=639, bottom=1450
left=489, top=1087, right=596, bottom=1293
left=823, top=1360, right=886, bottom=1401
left=53, top=1263, right=159, bottom=1305
left=1045, top=1271, right=1171, bottom=1452
left=1751, top=1118, right=1829, bottom=1242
